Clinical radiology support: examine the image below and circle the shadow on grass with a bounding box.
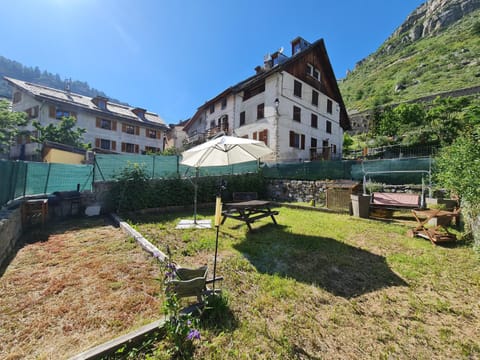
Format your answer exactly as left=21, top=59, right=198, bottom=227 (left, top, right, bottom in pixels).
left=199, top=293, right=239, bottom=335
left=234, top=224, right=408, bottom=299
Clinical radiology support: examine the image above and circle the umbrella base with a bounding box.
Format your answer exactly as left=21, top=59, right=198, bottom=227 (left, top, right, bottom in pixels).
left=176, top=219, right=212, bottom=229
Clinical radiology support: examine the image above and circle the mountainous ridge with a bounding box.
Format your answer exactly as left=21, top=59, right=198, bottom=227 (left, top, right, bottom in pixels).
left=0, top=55, right=127, bottom=105
left=341, top=0, right=480, bottom=112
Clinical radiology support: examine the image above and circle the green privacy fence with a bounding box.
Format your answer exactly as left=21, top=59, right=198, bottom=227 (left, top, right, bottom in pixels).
left=0, top=160, right=27, bottom=206
left=263, top=157, right=433, bottom=185
left=93, top=154, right=259, bottom=182
left=1, top=155, right=433, bottom=207
left=0, top=160, right=93, bottom=206
left=354, top=157, right=433, bottom=185
left=263, top=160, right=357, bottom=180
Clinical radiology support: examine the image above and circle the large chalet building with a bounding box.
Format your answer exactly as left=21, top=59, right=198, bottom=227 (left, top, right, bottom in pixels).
left=183, top=37, right=350, bottom=162
left=4, top=77, right=170, bottom=161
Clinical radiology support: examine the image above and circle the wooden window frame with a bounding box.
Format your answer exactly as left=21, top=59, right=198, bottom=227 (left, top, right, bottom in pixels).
left=101, top=119, right=112, bottom=130
left=326, top=120, right=332, bottom=134
left=311, top=113, right=318, bottom=128
left=257, top=103, right=264, bottom=120
left=312, top=90, right=319, bottom=106
left=294, top=80, right=302, bottom=98
left=327, top=99, right=333, bottom=114
left=258, top=129, right=268, bottom=146
left=239, top=111, right=246, bottom=126
left=122, top=142, right=139, bottom=153
left=122, top=123, right=139, bottom=135
left=289, top=131, right=304, bottom=149
left=293, top=106, right=301, bottom=122
left=147, top=129, right=158, bottom=139
left=96, top=118, right=117, bottom=131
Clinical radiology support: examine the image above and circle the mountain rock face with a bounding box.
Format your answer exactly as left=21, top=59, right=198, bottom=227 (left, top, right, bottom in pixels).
left=394, top=0, right=480, bottom=41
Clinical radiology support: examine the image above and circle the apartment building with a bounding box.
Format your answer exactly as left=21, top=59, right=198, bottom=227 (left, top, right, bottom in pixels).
left=183, top=37, right=351, bottom=162
left=4, top=77, right=170, bottom=161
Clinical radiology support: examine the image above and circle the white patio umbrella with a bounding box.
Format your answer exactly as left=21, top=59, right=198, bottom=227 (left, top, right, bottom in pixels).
left=180, top=135, right=273, bottom=224
left=180, top=135, right=273, bottom=289
left=181, top=135, right=273, bottom=168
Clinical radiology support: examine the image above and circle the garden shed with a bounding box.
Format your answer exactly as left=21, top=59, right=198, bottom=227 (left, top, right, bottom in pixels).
left=325, top=180, right=362, bottom=212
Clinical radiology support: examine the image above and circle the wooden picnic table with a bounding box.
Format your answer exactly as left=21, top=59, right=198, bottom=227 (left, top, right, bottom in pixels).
left=221, top=200, right=279, bottom=231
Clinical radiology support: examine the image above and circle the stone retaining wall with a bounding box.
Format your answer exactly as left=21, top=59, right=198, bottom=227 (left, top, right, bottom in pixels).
left=267, top=179, right=329, bottom=205
left=0, top=206, right=23, bottom=270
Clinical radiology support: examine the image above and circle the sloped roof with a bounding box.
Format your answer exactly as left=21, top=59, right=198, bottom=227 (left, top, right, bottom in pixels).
left=184, top=37, right=350, bottom=131
left=4, top=77, right=169, bottom=130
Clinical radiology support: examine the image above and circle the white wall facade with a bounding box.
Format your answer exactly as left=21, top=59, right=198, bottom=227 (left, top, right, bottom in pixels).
left=223, top=72, right=343, bottom=162
left=10, top=90, right=167, bottom=160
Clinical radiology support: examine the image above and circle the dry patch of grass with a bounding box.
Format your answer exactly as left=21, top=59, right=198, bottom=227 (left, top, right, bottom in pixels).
left=0, top=217, right=162, bottom=360
left=127, top=207, right=480, bottom=359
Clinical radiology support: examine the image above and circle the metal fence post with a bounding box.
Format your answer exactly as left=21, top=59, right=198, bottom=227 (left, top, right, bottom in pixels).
left=152, top=155, right=155, bottom=179
left=44, top=163, right=52, bottom=194
left=23, top=162, right=28, bottom=198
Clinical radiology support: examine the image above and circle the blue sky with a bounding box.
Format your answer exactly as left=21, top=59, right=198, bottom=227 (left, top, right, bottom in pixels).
left=0, top=0, right=424, bottom=124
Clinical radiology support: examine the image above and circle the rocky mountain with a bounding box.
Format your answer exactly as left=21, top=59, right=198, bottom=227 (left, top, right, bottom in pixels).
left=340, top=0, right=480, bottom=112
left=394, top=0, right=480, bottom=42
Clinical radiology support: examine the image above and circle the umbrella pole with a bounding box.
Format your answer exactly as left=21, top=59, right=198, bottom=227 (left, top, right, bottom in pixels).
left=194, top=167, right=199, bottom=224
left=213, top=224, right=219, bottom=292
left=212, top=194, right=223, bottom=293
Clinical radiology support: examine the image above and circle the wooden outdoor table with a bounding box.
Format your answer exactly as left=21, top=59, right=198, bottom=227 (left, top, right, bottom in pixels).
left=221, top=200, right=279, bottom=231
left=408, top=208, right=459, bottom=244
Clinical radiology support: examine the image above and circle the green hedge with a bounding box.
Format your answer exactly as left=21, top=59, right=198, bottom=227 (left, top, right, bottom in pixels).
left=109, top=169, right=266, bottom=213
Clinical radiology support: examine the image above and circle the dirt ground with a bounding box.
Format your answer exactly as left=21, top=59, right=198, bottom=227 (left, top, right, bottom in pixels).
left=0, top=217, right=162, bottom=360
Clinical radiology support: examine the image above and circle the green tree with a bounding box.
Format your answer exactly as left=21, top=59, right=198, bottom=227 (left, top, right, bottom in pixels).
left=32, top=116, right=88, bottom=149
left=0, top=99, right=28, bottom=153
left=161, top=146, right=181, bottom=156
left=427, top=97, right=470, bottom=146
left=371, top=105, right=398, bottom=137
left=343, top=133, right=354, bottom=152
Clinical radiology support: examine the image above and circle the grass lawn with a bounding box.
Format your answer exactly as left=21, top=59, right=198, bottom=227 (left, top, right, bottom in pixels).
left=127, top=206, right=480, bottom=359
left=0, top=217, right=162, bottom=360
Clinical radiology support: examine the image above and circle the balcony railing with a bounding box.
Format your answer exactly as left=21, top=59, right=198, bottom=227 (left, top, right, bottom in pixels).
left=186, top=125, right=231, bottom=145
left=309, top=147, right=341, bottom=161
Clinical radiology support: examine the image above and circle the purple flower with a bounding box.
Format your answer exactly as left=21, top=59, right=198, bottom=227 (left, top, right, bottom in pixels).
left=187, top=329, right=201, bottom=340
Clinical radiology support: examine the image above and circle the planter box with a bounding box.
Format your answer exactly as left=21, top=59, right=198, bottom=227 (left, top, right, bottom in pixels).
left=426, top=198, right=458, bottom=211
left=351, top=194, right=371, bottom=219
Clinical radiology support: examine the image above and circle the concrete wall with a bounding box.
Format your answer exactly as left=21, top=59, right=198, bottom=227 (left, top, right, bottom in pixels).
left=0, top=207, right=23, bottom=271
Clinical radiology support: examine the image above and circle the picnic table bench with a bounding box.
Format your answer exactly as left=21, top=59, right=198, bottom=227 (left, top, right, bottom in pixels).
left=221, top=192, right=279, bottom=230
